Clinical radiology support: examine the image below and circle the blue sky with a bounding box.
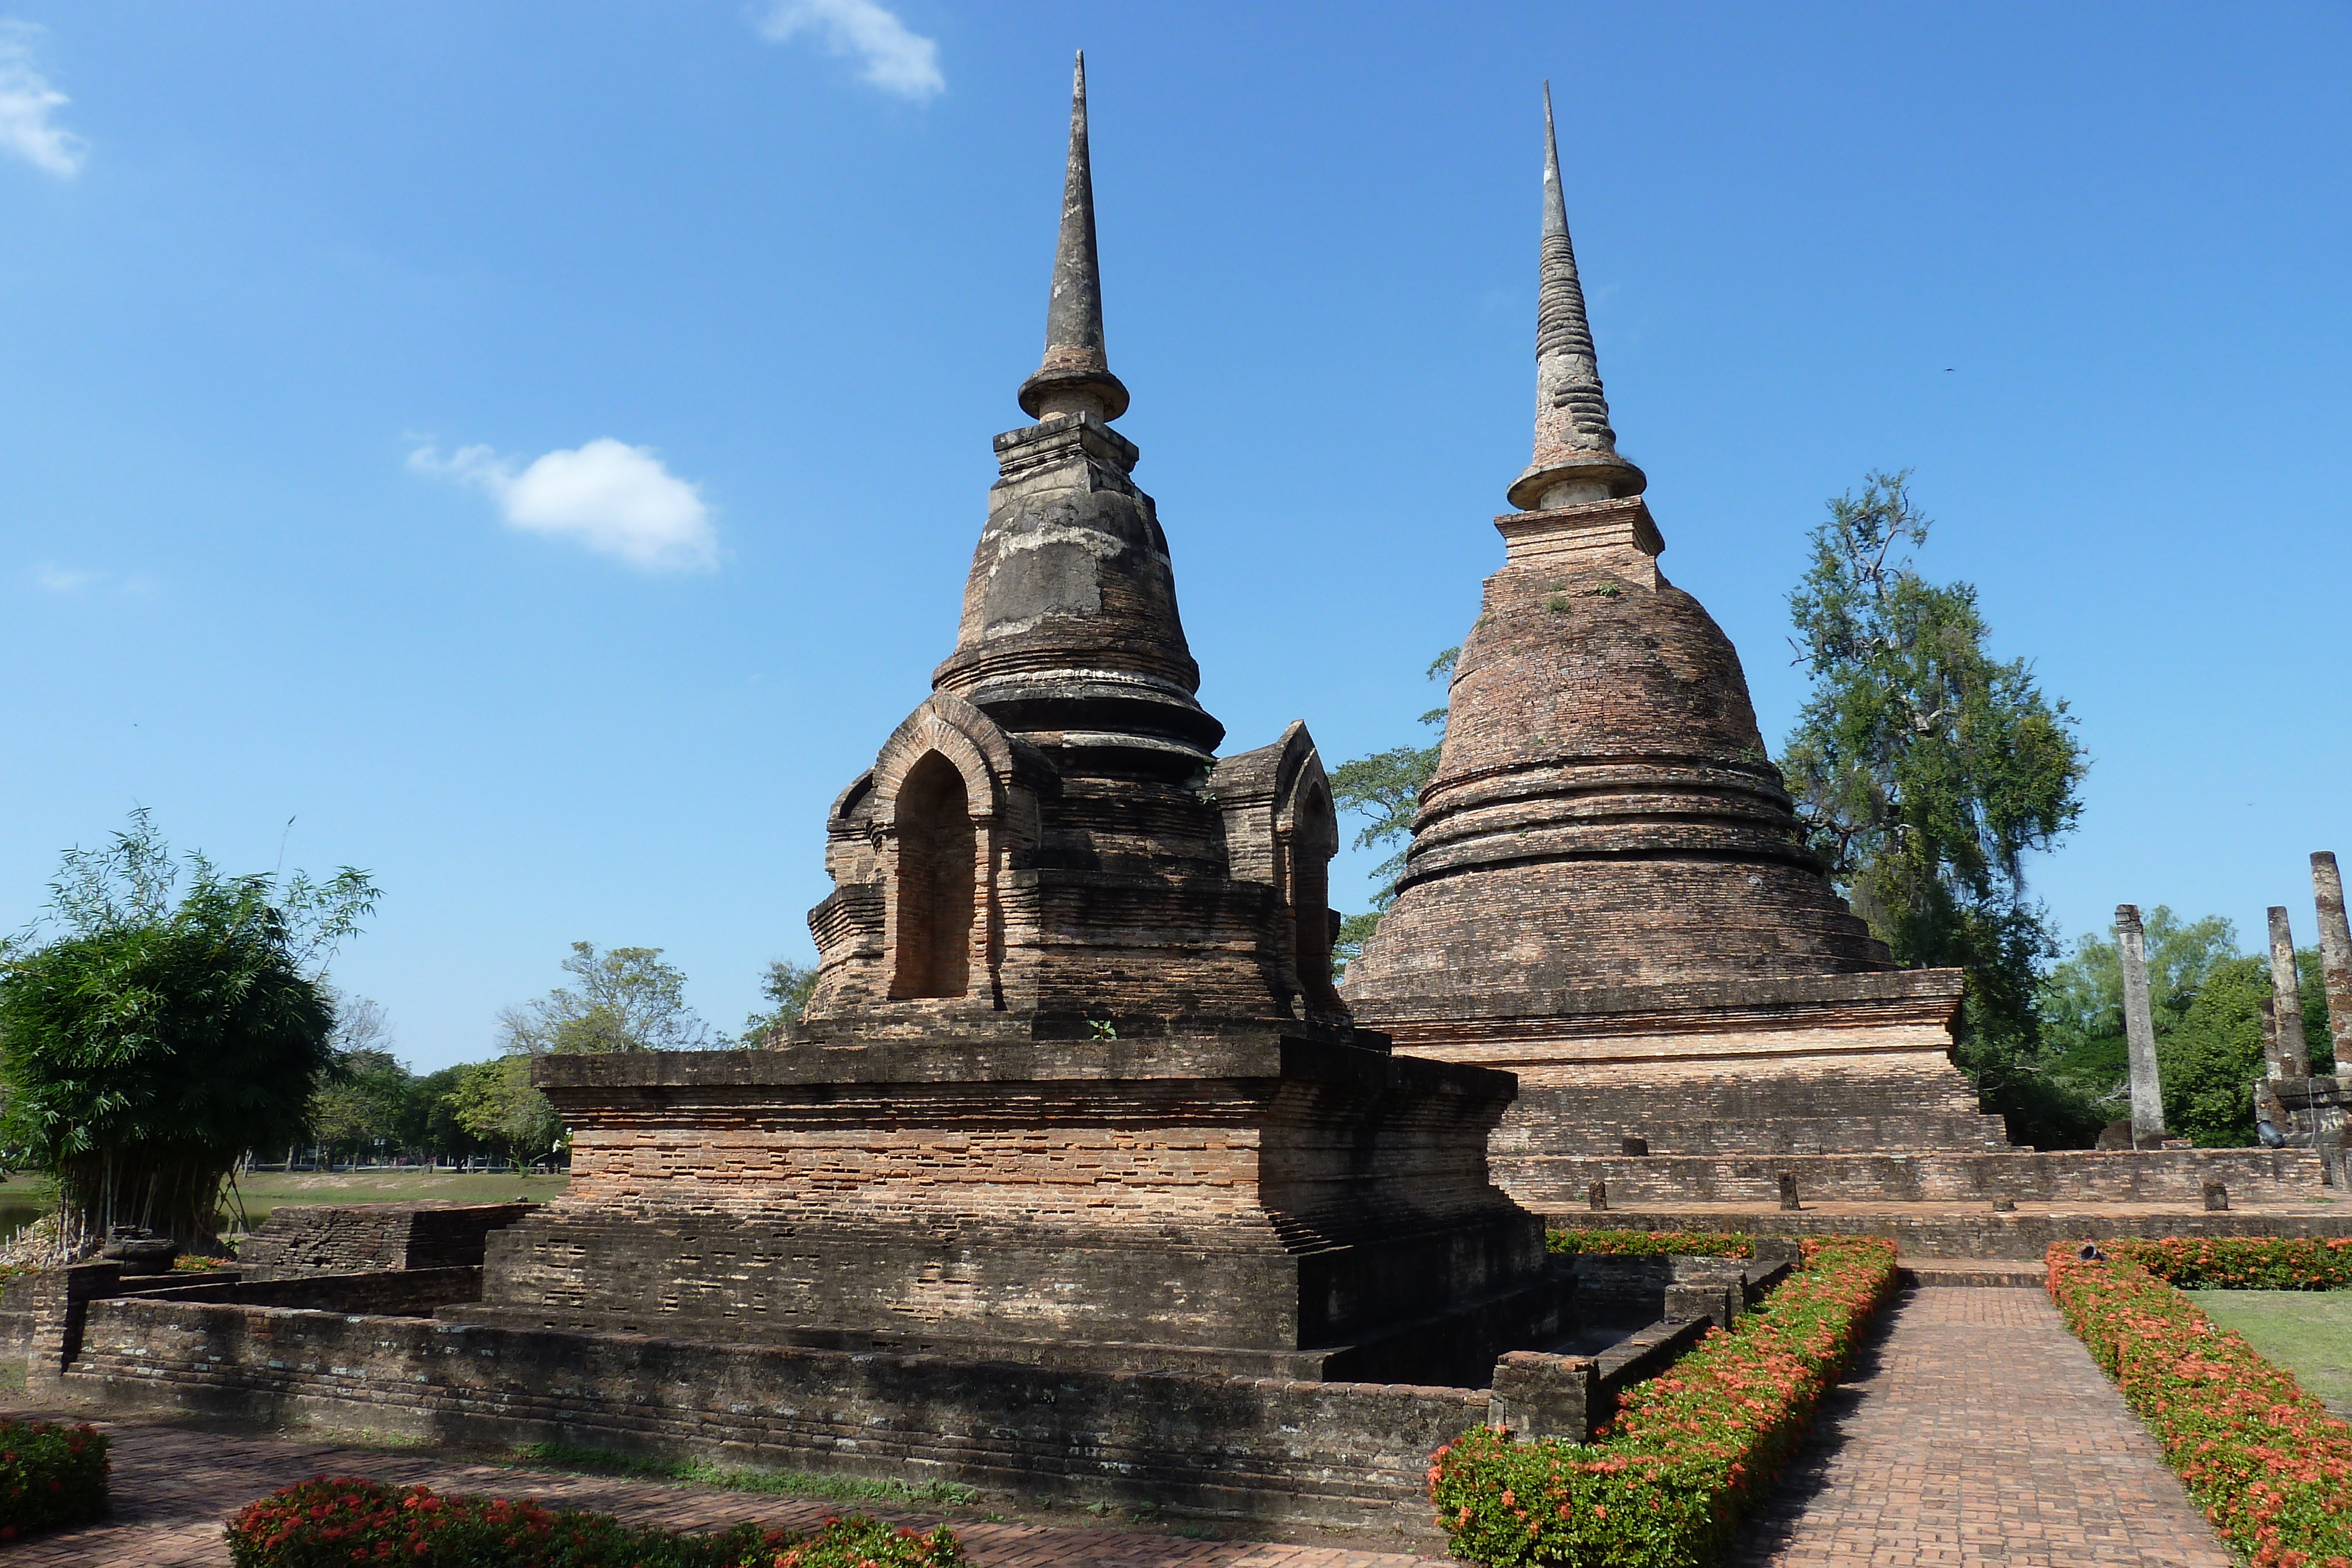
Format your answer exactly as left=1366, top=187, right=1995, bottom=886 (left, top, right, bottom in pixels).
left=4, top=3, right=2347, bottom=1071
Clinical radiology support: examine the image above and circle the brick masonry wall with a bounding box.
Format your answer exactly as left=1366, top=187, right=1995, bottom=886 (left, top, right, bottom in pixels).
left=235, top=1203, right=530, bottom=1279
left=519, top=1042, right=1553, bottom=1376
left=63, top=1298, right=1488, bottom=1529
left=1512, top=1147, right=2324, bottom=1207
left=133, top=1267, right=482, bottom=1316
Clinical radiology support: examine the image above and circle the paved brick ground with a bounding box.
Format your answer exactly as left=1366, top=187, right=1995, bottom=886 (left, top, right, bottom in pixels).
left=1738, top=1287, right=2234, bottom=1567
left=0, top=1417, right=1446, bottom=1568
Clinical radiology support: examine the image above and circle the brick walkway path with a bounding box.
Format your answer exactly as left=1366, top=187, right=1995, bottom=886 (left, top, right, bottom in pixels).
left=1738, top=1286, right=2234, bottom=1567
left=0, top=1418, right=1445, bottom=1568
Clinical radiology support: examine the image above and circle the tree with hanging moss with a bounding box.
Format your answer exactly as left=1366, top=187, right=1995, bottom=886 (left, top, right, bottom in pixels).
left=1781, top=472, right=2090, bottom=1146
left=0, top=811, right=377, bottom=1249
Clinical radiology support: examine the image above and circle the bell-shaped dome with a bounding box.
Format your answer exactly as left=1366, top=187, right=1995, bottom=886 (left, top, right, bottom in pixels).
left=1342, top=500, right=1889, bottom=1007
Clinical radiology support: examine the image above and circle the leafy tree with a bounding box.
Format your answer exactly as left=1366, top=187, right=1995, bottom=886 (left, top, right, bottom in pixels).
left=1781, top=473, right=2090, bottom=1146
left=741, top=959, right=817, bottom=1047
left=497, top=941, right=711, bottom=1055
left=449, top=1055, right=564, bottom=1166
left=1328, top=647, right=1457, bottom=975
left=407, top=1064, right=493, bottom=1164
left=311, top=1048, right=412, bottom=1161
left=0, top=811, right=377, bottom=1247
left=309, top=994, right=413, bottom=1162
left=467, top=941, right=712, bottom=1166
left=2158, top=957, right=2273, bottom=1145
left=2037, top=908, right=2241, bottom=1106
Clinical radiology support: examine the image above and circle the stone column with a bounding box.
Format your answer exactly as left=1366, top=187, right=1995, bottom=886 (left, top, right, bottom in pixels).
left=2314, top=853, right=2352, bottom=1078
left=2260, top=997, right=2288, bottom=1082
left=2117, top=906, right=2166, bottom=1148
left=2269, top=906, right=2314, bottom=1078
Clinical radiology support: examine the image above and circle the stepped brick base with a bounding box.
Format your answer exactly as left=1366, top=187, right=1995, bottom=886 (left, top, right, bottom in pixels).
left=1521, top=1147, right=2323, bottom=1208
left=510, top=1035, right=1568, bottom=1387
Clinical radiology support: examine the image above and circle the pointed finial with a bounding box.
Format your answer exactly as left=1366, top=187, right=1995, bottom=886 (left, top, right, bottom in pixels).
left=1018, top=52, right=1131, bottom=423
left=1507, top=82, right=1643, bottom=510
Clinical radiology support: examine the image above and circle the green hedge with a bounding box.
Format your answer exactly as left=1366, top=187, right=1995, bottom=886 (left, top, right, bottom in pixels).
left=1430, top=1236, right=1895, bottom=1567
left=1544, top=1230, right=1754, bottom=1259
left=2046, top=1243, right=2352, bottom=1567
left=0, top=1418, right=109, bottom=1541
left=225, top=1476, right=968, bottom=1568
left=2096, top=1235, right=2352, bottom=1290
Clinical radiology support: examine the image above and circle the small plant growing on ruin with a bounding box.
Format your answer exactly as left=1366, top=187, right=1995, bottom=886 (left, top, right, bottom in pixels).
left=1544, top=595, right=1571, bottom=614
left=1086, top=1018, right=1119, bottom=1041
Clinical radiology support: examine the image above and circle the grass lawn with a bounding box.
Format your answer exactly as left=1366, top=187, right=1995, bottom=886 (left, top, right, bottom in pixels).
left=2189, top=1289, right=2352, bottom=1414
left=0, top=1168, right=569, bottom=1239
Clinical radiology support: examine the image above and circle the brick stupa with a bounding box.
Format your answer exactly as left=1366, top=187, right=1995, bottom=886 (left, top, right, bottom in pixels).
left=465, top=59, right=1569, bottom=1385
left=1341, top=91, right=2012, bottom=1199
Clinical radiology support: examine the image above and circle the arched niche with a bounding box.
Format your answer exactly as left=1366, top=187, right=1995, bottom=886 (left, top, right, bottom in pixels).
left=889, top=751, right=975, bottom=1001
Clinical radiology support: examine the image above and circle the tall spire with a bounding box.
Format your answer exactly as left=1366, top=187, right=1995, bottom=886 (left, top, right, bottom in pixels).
left=1018, top=52, right=1130, bottom=423
left=1507, top=82, right=1643, bottom=511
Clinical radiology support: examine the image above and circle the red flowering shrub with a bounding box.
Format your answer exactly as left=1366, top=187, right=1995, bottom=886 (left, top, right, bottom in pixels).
left=224, top=1476, right=968, bottom=1568
left=1544, top=1231, right=1754, bottom=1259
left=0, top=1417, right=109, bottom=1540
left=2098, top=1235, right=2352, bottom=1290
left=2046, top=1243, right=2352, bottom=1568
left=1431, top=1236, right=1896, bottom=1566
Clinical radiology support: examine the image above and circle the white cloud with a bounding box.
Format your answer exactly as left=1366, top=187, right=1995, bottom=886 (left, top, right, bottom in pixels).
left=759, top=0, right=943, bottom=102
left=34, top=563, right=97, bottom=592
left=0, top=22, right=87, bottom=178
left=410, top=438, right=718, bottom=574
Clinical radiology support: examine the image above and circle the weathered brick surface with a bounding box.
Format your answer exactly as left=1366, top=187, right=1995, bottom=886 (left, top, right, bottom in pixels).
left=1368, top=970, right=2016, bottom=1201
left=1345, top=497, right=1888, bottom=1007
left=518, top=1042, right=1567, bottom=1384
left=130, top=1266, right=482, bottom=1316
left=61, top=1299, right=1490, bottom=1529
left=1513, top=1146, right=2326, bottom=1208
left=801, top=424, right=1351, bottom=1042
left=233, top=1202, right=529, bottom=1279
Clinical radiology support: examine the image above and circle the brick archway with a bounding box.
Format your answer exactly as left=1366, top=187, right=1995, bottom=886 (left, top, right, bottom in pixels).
left=889, top=751, right=975, bottom=1000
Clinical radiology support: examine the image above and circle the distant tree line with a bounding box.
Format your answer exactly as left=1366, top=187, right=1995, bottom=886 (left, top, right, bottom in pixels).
left=320, top=947, right=818, bottom=1170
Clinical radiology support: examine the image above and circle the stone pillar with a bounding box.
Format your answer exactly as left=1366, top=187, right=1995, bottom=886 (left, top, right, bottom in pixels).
left=2116, top=905, right=2166, bottom=1148
left=2260, top=997, right=2288, bottom=1082
left=2269, top=906, right=2314, bottom=1078
left=22, top=1261, right=119, bottom=1401
left=2314, top=853, right=2352, bottom=1078
left=1488, top=1351, right=1597, bottom=1442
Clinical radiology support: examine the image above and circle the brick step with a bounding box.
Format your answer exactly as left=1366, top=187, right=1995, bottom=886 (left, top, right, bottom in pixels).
left=1546, top=1205, right=2352, bottom=1259
left=1501, top=1115, right=2013, bottom=1158
left=1899, top=1262, right=2046, bottom=1288
left=1507, top=1148, right=2325, bottom=1207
